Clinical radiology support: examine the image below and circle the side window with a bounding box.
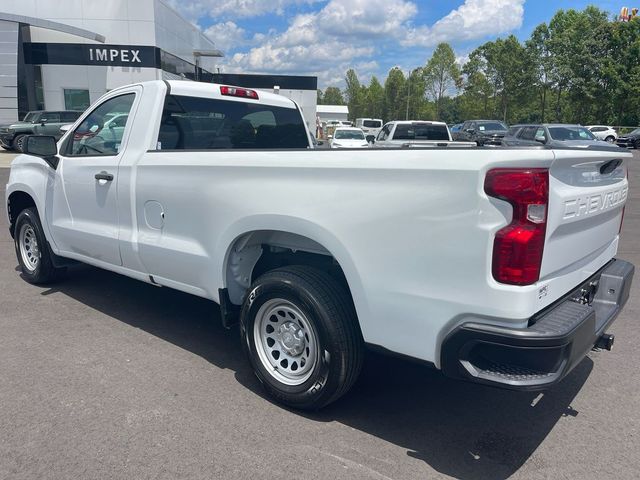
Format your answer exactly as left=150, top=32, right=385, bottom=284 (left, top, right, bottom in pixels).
left=43, top=112, right=60, bottom=123
left=519, top=127, right=536, bottom=140
left=66, top=93, right=135, bottom=156
left=61, top=112, right=80, bottom=122
left=157, top=95, right=308, bottom=150
left=376, top=125, right=386, bottom=141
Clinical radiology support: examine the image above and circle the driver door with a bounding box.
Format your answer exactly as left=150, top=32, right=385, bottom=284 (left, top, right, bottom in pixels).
left=47, top=88, right=140, bottom=266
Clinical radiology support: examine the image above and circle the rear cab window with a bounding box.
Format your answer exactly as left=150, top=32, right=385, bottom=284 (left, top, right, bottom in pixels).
left=392, top=123, right=450, bottom=141
left=362, top=120, right=382, bottom=128
left=157, top=95, right=309, bottom=150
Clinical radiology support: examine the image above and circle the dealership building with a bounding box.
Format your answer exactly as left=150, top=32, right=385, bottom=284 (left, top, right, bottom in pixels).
left=0, top=0, right=318, bottom=127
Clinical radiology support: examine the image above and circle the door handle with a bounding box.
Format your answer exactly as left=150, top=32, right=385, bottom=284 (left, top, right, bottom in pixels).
left=95, top=172, right=114, bottom=182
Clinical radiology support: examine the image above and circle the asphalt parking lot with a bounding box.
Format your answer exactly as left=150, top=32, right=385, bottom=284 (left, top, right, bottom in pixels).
left=0, top=149, right=639, bottom=480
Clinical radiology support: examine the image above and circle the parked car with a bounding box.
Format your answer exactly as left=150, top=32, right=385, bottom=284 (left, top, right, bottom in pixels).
left=329, top=127, right=369, bottom=148
left=7, top=80, right=633, bottom=410
left=0, top=110, right=82, bottom=152
left=616, top=128, right=640, bottom=149
left=586, top=125, right=618, bottom=143
left=453, top=119, right=508, bottom=145
left=449, top=123, right=463, bottom=134
left=373, top=121, right=475, bottom=148
left=355, top=118, right=383, bottom=140
left=502, top=124, right=611, bottom=148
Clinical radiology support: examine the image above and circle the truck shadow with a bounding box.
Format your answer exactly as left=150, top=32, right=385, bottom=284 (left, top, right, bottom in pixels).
left=40, top=264, right=591, bottom=480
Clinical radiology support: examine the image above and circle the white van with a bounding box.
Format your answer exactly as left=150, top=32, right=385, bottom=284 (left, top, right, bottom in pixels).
left=355, top=118, right=383, bottom=140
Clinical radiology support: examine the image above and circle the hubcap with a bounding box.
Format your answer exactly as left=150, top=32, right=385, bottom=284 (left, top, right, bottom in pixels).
left=18, top=223, right=40, bottom=272
left=253, top=298, right=319, bottom=386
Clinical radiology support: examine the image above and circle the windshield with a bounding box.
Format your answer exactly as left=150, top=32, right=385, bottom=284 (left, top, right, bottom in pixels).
left=363, top=120, right=382, bottom=128
left=23, top=112, right=41, bottom=123
left=548, top=126, right=596, bottom=141
left=477, top=122, right=507, bottom=132
left=393, top=123, right=449, bottom=141
left=334, top=129, right=365, bottom=140
left=628, top=128, right=640, bottom=136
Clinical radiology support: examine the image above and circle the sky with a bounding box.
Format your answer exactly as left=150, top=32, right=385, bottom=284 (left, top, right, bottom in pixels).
left=168, top=0, right=624, bottom=88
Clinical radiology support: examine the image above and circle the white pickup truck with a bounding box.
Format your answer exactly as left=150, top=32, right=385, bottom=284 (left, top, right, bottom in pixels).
left=373, top=120, right=476, bottom=148
left=6, top=80, right=634, bottom=410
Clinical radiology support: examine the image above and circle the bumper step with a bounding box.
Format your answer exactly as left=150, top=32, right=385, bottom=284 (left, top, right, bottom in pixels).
left=441, top=258, right=634, bottom=390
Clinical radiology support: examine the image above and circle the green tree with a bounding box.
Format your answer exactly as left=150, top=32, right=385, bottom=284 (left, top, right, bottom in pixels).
left=465, top=35, right=533, bottom=123
left=546, top=7, right=611, bottom=122
left=344, top=69, right=366, bottom=120
left=406, top=67, right=427, bottom=120
left=316, top=89, right=324, bottom=105
left=366, top=76, right=385, bottom=120
left=383, top=67, right=406, bottom=121
left=526, top=24, right=553, bottom=122
left=423, top=43, right=461, bottom=120
left=322, top=86, right=345, bottom=105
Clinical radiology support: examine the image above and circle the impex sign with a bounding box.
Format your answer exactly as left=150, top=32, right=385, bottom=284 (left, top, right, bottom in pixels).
left=24, top=43, right=161, bottom=68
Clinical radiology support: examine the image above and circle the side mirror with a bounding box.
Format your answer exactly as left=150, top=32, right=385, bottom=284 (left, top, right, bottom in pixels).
left=23, top=135, right=59, bottom=169
left=328, top=135, right=333, bottom=140
left=466, top=128, right=475, bottom=134
left=316, top=140, right=324, bottom=146
left=59, top=124, right=72, bottom=133
left=366, top=135, right=376, bottom=144
left=534, top=136, right=546, bottom=144
left=40, top=120, right=46, bottom=126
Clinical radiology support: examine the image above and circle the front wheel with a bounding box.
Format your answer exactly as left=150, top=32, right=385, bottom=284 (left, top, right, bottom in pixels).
left=14, top=208, right=64, bottom=284
left=240, top=266, right=363, bottom=410
left=13, top=134, right=27, bottom=153
left=605, top=136, right=615, bottom=143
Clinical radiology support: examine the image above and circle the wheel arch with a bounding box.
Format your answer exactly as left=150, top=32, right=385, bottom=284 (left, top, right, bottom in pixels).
left=218, top=217, right=369, bottom=331
left=7, top=189, right=38, bottom=238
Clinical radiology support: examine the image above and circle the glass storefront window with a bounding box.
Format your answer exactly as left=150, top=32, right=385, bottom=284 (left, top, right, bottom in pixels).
left=64, top=89, right=90, bottom=111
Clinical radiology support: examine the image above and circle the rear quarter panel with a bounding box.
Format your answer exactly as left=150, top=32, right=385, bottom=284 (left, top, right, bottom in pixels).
left=131, top=147, right=559, bottom=365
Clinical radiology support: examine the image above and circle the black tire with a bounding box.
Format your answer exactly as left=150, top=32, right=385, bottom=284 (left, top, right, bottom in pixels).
left=14, top=207, right=63, bottom=284
left=240, top=266, right=363, bottom=410
left=13, top=134, right=27, bottom=153
left=605, top=136, right=615, bottom=143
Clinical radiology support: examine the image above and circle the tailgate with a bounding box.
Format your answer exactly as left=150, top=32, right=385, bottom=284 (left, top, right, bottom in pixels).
left=541, top=148, right=631, bottom=279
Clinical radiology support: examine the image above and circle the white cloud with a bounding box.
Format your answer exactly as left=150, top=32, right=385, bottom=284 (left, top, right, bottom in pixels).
left=167, top=0, right=323, bottom=20
left=222, top=0, right=414, bottom=78
left=316, top=0, right=416, bottom=37
left=402, top=0, right=525, bottom=47
left=204, top=0, right=525, bottom=87
left=204, top=21, right=248, bottom=51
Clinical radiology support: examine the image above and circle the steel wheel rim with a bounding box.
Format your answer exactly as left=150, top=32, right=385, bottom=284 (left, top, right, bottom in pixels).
left=253, top=298, right=319, bottom=386
left=19, top=223, right=40, bottom=272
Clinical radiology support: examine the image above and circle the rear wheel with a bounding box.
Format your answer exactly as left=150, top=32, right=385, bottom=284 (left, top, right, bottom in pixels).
left=240, top=266, right=363, bottom=410
left=13, top=134, right=27, bottom=153
left=605, top=136, right=615, bottom=143
left=14, top=208, right=64, bottom=284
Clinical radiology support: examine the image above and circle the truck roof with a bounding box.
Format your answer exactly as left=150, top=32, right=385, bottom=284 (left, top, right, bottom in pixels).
left=111, top=80, right=299, bottom=110
left=389, top=120, right=448, bottom=126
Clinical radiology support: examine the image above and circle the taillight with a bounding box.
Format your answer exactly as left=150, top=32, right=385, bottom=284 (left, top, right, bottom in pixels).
left=484, top=168, right=549, bottom=285
left=220, top=86, right=259, bottom=100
